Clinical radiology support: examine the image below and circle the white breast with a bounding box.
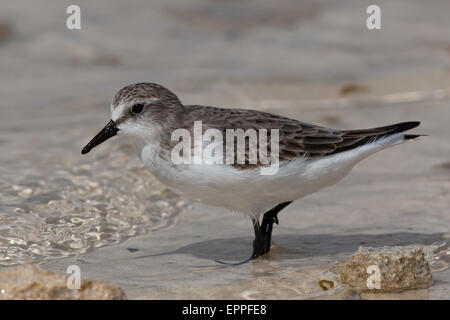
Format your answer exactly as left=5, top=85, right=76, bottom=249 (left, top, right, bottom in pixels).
left=139, top=133, right=407, bottom=217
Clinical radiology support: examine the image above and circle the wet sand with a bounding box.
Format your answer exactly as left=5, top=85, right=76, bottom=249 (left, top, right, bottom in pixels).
left=0, top=0, right=449, bottom=299
left=43, top=91, right=450, bottom=299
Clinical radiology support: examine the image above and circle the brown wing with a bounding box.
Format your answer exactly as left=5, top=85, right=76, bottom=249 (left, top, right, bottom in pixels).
left=179, top=105, right=420, bottom=169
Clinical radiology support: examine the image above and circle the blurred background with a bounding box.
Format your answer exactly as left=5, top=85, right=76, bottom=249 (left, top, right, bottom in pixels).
left=0, top=0, right=449, bottom=298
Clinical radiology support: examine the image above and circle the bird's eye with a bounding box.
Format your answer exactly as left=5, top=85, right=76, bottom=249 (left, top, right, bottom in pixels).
left=131, top=103, right=144, bottom=114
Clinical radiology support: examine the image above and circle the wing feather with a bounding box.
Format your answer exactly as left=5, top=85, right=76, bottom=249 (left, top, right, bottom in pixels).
left=177, top=105, right=420, bottom=169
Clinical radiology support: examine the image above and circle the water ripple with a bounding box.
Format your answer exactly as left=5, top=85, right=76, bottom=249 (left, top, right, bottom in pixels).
left=0, top=143, right=189, bottom=266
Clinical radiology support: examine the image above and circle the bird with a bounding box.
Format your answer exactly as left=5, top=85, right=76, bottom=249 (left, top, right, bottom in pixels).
left=81, top=82, right=422, bottom=261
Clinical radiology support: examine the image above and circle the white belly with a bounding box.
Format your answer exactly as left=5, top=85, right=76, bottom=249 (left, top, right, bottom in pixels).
left=140, top=133, right=405, bottom=217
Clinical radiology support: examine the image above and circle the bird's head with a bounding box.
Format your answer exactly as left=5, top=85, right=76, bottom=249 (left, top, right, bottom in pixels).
left=81, top=83, right=184, bottom=154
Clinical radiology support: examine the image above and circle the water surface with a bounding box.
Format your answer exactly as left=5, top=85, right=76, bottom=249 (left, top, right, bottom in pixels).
left=0, top=102, right=188, bottom=266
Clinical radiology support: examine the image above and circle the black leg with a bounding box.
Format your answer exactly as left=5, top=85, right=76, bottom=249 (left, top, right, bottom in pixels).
left=251, top=218, right=265, bottom=259
left=252, top=201, right=293, bottom=259
left=216, top=201, right=294, bottom=264
left=260, top=201, right=292, bottom=255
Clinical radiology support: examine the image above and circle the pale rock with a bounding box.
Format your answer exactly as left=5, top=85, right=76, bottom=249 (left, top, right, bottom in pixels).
left=0, top=264, right=126, bottom=300
left=333, top=246, right=433, bottom=293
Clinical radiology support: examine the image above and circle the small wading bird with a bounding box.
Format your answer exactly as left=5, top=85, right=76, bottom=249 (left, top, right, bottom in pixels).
left=82, top=83, right=422, bottom=263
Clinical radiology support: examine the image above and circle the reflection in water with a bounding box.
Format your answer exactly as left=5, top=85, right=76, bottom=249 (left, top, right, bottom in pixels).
left=0, top=143, right=189, bottom=266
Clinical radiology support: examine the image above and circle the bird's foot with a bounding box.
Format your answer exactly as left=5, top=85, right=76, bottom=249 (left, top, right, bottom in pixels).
left=215, top=234, right=269, bottom=265
left=215, top=214, right=280, bottom=265
left=251, top=234, right=270, bottom=259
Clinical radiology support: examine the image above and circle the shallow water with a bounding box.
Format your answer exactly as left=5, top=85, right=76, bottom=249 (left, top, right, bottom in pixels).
left=0, top=107, right=188, bottom=266
left=1, top=0, right=449, bottom=300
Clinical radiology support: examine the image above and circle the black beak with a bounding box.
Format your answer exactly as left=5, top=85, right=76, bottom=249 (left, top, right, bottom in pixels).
left=81, top=120, right=119, bottom=154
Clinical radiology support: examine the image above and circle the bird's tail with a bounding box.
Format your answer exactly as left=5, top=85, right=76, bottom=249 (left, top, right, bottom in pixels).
left=331, top=121, right=423, bottom=154
left=343, top=121, right=421, bottom=137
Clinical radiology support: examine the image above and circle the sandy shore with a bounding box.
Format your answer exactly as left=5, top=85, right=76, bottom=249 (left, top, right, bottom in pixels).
left=0, top=0, right=449, bottom=299
left=43, top=91, right=450, bottom=299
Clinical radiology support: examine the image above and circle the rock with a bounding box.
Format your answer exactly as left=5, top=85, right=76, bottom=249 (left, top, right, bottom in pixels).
left=0, top=21, right=12, bottom=42
left=339, top=83, right=369, bottom=96
left=333, top=246, right=433, bottom=293
left=0, top=264, right=126, bottom=300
